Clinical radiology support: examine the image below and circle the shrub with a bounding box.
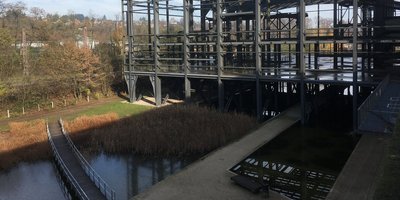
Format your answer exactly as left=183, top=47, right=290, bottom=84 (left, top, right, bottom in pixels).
left=0, top=120, right=50, bottom=171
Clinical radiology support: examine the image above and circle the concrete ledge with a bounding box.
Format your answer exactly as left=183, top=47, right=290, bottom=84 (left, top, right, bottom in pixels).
left=326, top=134, right=389, bottom=200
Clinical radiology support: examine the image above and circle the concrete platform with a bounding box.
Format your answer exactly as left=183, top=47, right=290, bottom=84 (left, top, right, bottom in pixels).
left=127, top=96, right=183, bottom=107
left=326, top=134, right=389, bottom=200
left=132, top=105, right=300, bottom=200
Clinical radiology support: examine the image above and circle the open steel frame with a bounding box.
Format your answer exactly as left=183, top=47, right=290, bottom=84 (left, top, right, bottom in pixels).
left=122, top=0, right=400, bottom=129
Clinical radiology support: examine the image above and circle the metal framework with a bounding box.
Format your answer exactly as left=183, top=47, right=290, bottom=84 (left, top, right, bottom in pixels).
left=122, top=0, right=400, bottom=128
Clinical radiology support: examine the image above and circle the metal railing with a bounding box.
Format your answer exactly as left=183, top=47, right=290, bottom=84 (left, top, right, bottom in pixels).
left=59, top=119, right=116, bottom=200
left=47, top=123, right=90, bottom=200
left=357, top=75, right=391, bottom=130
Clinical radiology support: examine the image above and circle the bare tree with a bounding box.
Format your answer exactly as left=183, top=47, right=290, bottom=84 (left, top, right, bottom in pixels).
left=30, top=7, right=45, bottom=20
left=4, top=1, right=26, bottom=46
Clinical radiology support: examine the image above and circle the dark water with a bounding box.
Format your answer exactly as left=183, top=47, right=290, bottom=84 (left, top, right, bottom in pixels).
left=0, top=161, right=66, bottom=200
left=87, top=153, right=198, bottom=200
left=230, top=123, right=359, bottom=200
left=0, top=154, right=197, bottom=200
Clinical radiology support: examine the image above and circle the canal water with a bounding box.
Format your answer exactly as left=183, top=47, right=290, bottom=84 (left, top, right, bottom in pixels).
left=0, top=161, right=65, bottom=200
left=87, top=153, right=199, bottom=200
left=0, top=154, right=197, bottom=200
left=230, top=123, right=359, bottom=200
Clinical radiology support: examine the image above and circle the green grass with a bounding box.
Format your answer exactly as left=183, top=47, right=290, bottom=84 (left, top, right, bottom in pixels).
left=0, top=101, right=153, bottom=132
left=374, top=116, right=400, bottom=200
left=0, top=126, right=8, bottom=132
left=62, top=102, right=153, bottom=120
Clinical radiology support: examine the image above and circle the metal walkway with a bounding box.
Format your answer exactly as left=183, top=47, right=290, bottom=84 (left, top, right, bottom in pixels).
left=47, top=121, right=115, bottom=200
left=358, top=76, right=400, bottom=133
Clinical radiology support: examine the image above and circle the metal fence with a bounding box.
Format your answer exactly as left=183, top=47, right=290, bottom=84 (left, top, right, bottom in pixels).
left=59, top=119, right=116, bottom=200
left=357, top=75, right=391, bottom=130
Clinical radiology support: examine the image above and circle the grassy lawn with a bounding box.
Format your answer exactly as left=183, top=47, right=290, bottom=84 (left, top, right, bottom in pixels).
left=0, top=101, right=153, bottom=132
left=374, top=116, right=400, bottom=200
left=62, top=102, right=153, bottom=120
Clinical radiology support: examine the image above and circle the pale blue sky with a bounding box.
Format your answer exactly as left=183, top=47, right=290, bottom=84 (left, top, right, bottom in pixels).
left=7, top=0, right=122, bottom=20
left=6, top=0, right=333, bottom=22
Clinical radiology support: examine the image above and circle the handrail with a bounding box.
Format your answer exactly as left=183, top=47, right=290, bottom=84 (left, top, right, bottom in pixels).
left=59, top=119, right=116, bottom=200
left=357, top=75, right=391, bottom=130
left=47, top=123, right=90, bottom=200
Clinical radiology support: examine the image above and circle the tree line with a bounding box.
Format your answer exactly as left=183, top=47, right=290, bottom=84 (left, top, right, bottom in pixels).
left=0, top=0, right=124, bottom=111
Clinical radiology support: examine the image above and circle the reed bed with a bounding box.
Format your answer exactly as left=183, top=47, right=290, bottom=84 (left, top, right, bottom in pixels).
left=65, top=105, right=257, bottom=156
left=0, top=120, right=50, bottom=171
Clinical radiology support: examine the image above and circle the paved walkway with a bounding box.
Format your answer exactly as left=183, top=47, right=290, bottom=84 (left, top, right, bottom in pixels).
left=326, top=134, right=389, bottom=200
left=133, top=105, right=300, bottom=200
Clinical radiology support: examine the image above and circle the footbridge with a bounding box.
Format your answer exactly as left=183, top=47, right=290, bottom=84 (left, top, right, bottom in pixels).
left=47, top=120, right=116, bottom=200
left=358, top=75, right=400, bottom=133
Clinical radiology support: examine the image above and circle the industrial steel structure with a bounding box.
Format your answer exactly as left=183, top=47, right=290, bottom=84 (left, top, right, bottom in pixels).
left=122, top=0, right=400, bottom=130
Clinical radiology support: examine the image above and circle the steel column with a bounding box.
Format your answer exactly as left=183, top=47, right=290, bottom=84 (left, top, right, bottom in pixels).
left=299, top=0, right=306, bottom=124
left=333, top=0, right=338, bottom=69
left=153, top=0, right=162, bottom=106
left=255, top=0, right=262, bottom=120
left=126, top=0, right=137, bottom=102
left=216, top=0, right=224, bottom=111
left=353, top=0, right=358, bottom=131
left=184, top=0, right=191, bottom=101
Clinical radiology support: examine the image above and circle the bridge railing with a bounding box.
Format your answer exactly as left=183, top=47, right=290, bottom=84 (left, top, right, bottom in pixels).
left=358, top=75, right=390, bottom=130
left=59, top=119, right=116, bottom=200
left=47, top=123, right=90, bottom=200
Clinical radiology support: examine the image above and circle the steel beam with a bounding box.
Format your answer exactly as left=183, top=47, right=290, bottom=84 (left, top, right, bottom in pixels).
left=153, top=0, right=162, bottom=106
left=216, top=0, right=224, bottom=111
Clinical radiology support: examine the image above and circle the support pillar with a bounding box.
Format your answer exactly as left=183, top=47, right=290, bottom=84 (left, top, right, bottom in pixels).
left=333, top=0, right=338, bottom=69
left=255, top=0, right=263, bottom=120
left=216, top=0, right=224, bottom=111
left=353, top=0, right=358, bottom=131
left=153, top=0, right=162, bottom=106
left=125, top=0, right=137, bottom=102
left=184, top=0, right=191, bottom=101
left=126, top=75, right=138, bottom=102
left=149, top=76, right=162, bottom=106
left=299, top=0, right=306, bottom=124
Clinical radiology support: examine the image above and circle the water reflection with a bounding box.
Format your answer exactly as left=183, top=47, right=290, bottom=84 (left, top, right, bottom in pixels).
left=230, top=123, right=358, bottom=200
left=231, top=158, right=337, bottom=200
left=0, top=162, right=66, bottom=200
left=88, top=153, right=198, bottom=200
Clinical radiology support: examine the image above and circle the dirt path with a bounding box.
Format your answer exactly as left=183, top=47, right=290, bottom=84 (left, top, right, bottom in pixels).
left=0, top=96, right=122, bottom=128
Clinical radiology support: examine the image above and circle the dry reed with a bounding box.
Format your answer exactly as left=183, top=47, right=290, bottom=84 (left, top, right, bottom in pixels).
left=0, top=120, right=50, bottom=171
left=65, top=105, right=257, bottom=156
